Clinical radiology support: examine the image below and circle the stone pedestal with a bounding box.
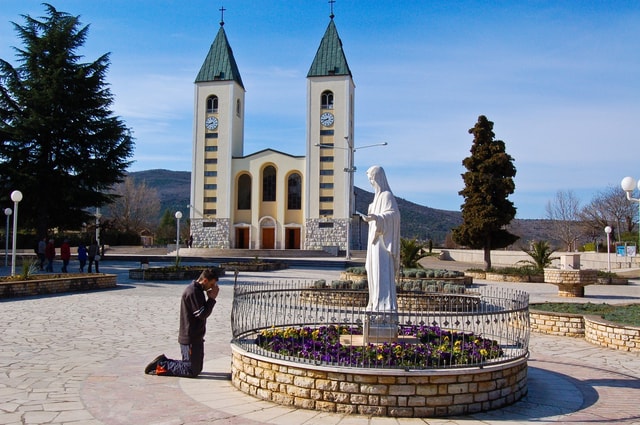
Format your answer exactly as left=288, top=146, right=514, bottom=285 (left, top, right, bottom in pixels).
left=544, top=268, right=598, bottom=297
left=363, top=312, right=398, bottom=344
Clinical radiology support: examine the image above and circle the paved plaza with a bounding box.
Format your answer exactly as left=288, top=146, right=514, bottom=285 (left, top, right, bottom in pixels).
left=1, top=260, right=639, bottom=424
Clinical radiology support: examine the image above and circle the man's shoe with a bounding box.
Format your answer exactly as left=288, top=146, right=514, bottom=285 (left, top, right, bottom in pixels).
left=145, top=354, right=167, bottom=374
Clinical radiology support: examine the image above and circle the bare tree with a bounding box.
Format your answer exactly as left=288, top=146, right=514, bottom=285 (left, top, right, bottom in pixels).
left=545, top=190, right=582, bottom=251
left=108, top=177, right=161, bottom=234
left=580, top=185, right=635, bottom=242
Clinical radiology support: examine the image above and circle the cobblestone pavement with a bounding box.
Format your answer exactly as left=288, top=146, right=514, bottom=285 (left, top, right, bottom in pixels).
left=1, top=261, right=639, bottom=425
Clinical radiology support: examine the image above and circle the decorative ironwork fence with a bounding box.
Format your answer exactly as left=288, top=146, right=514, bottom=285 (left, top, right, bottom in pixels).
left=231, top=280, right=530, bottom=370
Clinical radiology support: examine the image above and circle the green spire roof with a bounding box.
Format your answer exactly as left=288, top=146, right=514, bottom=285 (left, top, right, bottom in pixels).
left=307, top=19, right=352, bottom=77
left=195, top=25, right=244, bottom=88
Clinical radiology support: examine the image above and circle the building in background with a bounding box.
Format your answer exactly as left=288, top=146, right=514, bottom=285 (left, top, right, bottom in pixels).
left=189, top=13, right=355, bottom=251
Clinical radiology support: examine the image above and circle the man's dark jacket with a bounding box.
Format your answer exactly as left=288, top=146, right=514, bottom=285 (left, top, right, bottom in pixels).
left=178, top=281, right=216, bottom=344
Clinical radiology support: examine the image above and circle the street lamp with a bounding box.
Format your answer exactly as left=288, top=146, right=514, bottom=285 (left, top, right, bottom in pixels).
left=10, top=190, right=22, bottom=276
left=175, top=211, right=183, bottom=262
left=620, top=176, right=640, bottom=249
left=95, top=207, right=102, bottom=254
left=604, top=225, right=612, bottom=273
left=4, top=208, right=11, bottom=267
left=315, top=139, right=388, bottom=259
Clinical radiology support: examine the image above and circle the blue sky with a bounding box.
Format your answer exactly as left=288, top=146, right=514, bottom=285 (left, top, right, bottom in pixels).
left=1, top=1, right=639, bottom=219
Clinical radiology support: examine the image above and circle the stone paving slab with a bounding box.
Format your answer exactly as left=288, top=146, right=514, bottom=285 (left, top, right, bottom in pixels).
left=0, top=261, right=639, bottom=424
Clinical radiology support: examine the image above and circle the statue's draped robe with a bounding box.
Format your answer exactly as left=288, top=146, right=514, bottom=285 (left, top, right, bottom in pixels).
left=365, top=167, right=400, bottom=313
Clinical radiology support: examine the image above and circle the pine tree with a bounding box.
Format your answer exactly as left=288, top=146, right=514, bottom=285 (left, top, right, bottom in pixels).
left=0, top=4, right=134, bottom=237
left=452, top=115, right=518, bottom=270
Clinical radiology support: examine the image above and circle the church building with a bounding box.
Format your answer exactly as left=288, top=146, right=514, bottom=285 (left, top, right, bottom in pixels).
left=189, top=12, right=355, bottom=251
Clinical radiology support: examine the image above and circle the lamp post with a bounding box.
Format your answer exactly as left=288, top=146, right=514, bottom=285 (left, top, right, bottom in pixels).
left=316, top=140, right=387, bottom=259
left=10, top=190, right=22, bottom=276
left=175, top=211, right=183, bottom=262
left=604, top=225, right=612, bottom=273
left=620, top=176, right=640, bottom=250
left=4, top=208, right=11, bottom=267
left=95, top=207, right=102, bottom=255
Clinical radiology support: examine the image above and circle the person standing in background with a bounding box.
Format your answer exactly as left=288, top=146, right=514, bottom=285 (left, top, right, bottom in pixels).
left=45, top=239, right=55, bottom=272
left=88, top=241, right=99, bottom=273
left=60, top=239, right=71, bottom=272
left=77, top=242, right=87, bottom=272
left=37, top=237, right=46, bottom=270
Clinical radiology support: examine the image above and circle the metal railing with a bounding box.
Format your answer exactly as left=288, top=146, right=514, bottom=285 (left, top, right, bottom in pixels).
left=231, top=280, right=530, bottom=370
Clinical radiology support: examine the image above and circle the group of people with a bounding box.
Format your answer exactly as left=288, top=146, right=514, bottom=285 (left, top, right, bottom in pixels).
left=36, top=237, right=101, bottom=273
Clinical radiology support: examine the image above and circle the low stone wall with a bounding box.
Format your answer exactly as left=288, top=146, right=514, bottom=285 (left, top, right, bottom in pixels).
left=0, top=274, right=117, bottom=298
left=530, top=310, right=640, bottom=352
left=584, top=315, right=640, bottom=352
left=231, top=345, right=527, bottom=418
left=529, top=310, right=585, bottom=337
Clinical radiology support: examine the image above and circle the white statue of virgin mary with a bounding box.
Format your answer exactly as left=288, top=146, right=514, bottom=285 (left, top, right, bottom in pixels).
left=361, top=165, right=400, bottom=313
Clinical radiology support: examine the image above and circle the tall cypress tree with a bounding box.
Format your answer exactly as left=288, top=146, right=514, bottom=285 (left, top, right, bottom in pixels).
left=452, top=115, right=518, bottom=270
left=0, top=4, right=134, bottom=237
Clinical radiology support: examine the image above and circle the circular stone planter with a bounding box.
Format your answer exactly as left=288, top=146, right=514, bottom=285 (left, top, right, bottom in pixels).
left=231, top=345, right=527, bottom=417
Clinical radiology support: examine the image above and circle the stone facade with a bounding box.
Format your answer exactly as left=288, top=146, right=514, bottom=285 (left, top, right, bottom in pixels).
left=190, top=218, right=230, bottom=249
left=530, top=310, right=640, bottom=352
left=304, top=218, right=348, bottom=251
left=231, top=346, right=527, bottom=418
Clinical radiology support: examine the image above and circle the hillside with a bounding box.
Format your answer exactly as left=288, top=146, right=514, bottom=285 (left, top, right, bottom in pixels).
left=129, top=169, right=555, bottom=247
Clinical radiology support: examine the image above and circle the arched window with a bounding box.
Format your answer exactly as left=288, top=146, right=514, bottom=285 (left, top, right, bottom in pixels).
left=237, top=174, right=251, bottom=210
left=236, top=99, right=241, bottom=117
left=287, top=173, right=302, bottom=210
left=207, top=95, right=218, bottom=113
left=321, top=91, right=334, bottom=109
left=262, top=166, right=276, bottom=202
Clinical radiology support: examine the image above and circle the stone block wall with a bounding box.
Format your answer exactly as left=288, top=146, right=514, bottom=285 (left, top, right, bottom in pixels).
left=543, top=269, right=597, bottom=284
left=304, top=218, right=347, bottom=251
left=190, top=218, right=230, bottom=249
left=1, top=274, right=117, bottom=298
left=530, top=310, right=585, bottom=337
left=231, top=346, right=527, bottom=418
left=584, top=315, right=640, bottom=352
left=530, top=310, right=640, bottom=352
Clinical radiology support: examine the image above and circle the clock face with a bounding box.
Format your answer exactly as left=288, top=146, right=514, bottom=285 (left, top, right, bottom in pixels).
left=320, top=112, right=334, bottom=127
left=205, top=116, right=218, bottom=130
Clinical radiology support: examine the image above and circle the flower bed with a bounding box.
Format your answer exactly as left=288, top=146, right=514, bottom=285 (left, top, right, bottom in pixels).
left=256, top=324, right=504, bottom=368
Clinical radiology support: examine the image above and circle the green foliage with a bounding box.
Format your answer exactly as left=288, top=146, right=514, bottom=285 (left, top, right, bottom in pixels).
left=452, top=116, right=518, bottom=270
left=531, top=303, right=640, bottom=327
left=489, top=266, right=542, bottom=276
left=155, top=210, right=177, bottom=244
left=518, top=240, right=559, bottom=271
left=400, top=238, right=426, bottom=268
left=20, top=258, right=39, bottom=280
left=0, top=4, right=134, bottom=236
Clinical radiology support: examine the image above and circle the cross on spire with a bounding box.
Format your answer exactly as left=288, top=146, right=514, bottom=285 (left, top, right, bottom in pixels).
left=329, top=0, right=335, bottom=19
left=219, top=5, right=226, bottom=26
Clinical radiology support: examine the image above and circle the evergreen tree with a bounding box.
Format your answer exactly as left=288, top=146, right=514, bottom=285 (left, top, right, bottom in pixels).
left=0, top=4, right=134, bottom=237
left=452, top=115, right=518, bottom=270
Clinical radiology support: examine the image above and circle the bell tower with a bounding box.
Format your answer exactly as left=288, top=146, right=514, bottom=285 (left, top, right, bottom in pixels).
left=190, top=14, right=245, bottom=248
left=304, top=14, right=355, bottom=251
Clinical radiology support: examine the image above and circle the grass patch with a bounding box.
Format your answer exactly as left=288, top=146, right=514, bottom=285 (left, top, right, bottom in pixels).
left=531, top=302, right=640, bottom=327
